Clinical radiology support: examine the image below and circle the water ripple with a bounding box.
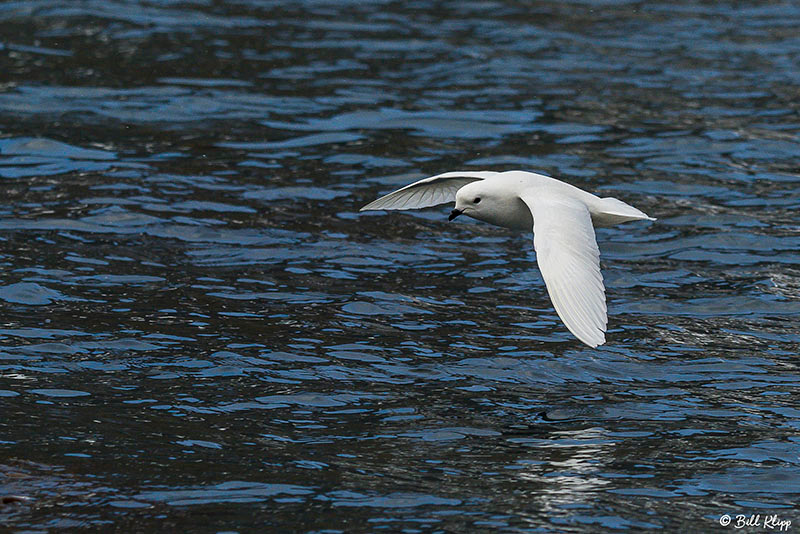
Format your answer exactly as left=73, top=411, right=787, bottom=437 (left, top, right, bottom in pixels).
left=1, top=0, right=799, bottom=532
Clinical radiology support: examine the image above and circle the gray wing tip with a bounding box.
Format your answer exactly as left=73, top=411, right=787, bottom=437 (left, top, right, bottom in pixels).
left=360, top=198, right=389, bottom=212
left=360, top=200, right=410, bottom=212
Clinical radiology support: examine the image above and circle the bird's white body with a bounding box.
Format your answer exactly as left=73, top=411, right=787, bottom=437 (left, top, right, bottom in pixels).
left=360, top=170, right=654, bottom=348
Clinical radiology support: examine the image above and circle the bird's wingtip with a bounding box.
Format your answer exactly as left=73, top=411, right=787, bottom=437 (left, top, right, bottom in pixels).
left=577, top=331, right=606, bottom=348
left=590, top=329, right=607, bottom=348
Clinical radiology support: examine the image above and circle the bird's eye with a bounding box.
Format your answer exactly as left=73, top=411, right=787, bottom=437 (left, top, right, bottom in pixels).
left=473, top=197, right=481, bottom=204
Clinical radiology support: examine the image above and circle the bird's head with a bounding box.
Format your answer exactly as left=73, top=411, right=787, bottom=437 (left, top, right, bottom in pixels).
left=450, top=181, right=491, bottom=222
left=450, top=179, right=532, bottom=231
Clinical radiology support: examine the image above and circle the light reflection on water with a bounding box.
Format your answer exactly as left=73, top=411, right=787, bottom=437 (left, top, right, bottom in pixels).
left=1, top=0, right=799, bottom=531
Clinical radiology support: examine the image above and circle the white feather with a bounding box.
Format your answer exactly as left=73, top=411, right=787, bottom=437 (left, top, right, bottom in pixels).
left=360, top=171, right=497, bottom=211
left=520, top=192, right=607, bottom=347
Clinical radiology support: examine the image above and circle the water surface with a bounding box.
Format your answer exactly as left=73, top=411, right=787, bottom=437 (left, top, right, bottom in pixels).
left=1, top=1, right=799, bottom=532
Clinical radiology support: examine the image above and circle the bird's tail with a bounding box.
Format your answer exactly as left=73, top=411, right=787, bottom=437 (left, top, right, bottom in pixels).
left=591, top=197, right=656, bottom=227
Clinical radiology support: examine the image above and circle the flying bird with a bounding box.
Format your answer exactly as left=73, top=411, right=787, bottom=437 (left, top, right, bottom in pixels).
left=360, top=170, right=655, bottom=347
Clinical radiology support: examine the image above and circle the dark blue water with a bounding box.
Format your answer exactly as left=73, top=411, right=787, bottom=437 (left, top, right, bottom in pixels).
left=1, top=1, right=799, bottom=532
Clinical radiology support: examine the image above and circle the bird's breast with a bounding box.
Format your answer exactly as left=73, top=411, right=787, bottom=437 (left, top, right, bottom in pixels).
left=470, top=197, right=533, bottom=231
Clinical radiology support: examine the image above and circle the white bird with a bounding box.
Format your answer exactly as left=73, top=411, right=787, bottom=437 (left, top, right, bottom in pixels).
left=360, top=170, right=655, bottom=348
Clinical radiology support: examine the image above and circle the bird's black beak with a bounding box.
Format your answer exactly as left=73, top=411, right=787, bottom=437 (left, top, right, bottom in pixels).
left=449, top=209, right=463, bottom=221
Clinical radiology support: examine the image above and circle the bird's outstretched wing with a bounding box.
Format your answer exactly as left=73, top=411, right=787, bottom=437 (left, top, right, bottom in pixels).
left=520, top=191, right=607, bottom=347
left=360, top=171, right=497, bottom=211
